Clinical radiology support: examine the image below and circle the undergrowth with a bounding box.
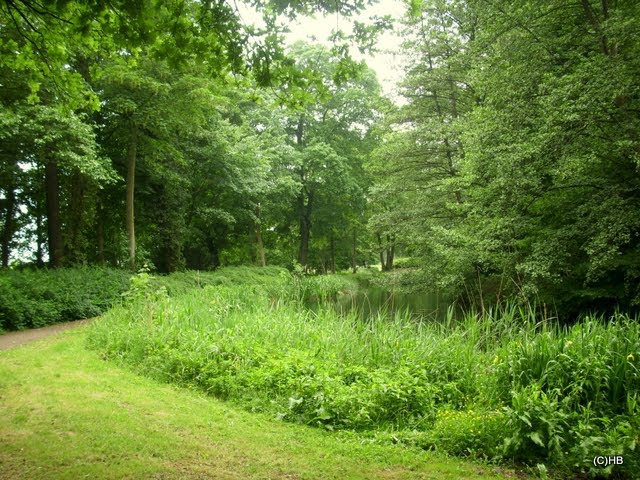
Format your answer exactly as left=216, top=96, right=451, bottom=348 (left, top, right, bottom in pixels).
left=0, top=267, right=130, bottom=330
left=87, top=268, right=640, bottom=478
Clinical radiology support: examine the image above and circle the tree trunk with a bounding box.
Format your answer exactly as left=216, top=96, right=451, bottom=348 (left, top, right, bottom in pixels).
left=298, top=190, right=313, bottom=268
left=44, top=160, right=64, bottom=268
left=329, top=234, right=336, bottom=274
left=298, top=200, right=310, bottom=266
left=377, top=233, right=386, bottom=271
left=295, top=114, right=312, bottom=268
left=210, top=242, right=220, bottom=269
left=45, top=159, right=64, bottom=268
left=1, top=184, right=15, bottom=267
left=296, top=115, right=304, bottom=146
left=255, top=204, right=266, bottom=267
left=255, top=228, right=266, bottom=267
left=67, top=171, right=87, bottom=264
left=36, top=205, right=44, bottom=267
left=385, top=234, right=395, bottom=271
left=351, top=228, right=357, bottom=274
left=96, top=200, right=105, bottom=265
left=126, top=122, right=138, bottom=271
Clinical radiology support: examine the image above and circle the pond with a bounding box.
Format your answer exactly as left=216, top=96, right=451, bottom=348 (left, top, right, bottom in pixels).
left=311, top=285, right=454, bottom=322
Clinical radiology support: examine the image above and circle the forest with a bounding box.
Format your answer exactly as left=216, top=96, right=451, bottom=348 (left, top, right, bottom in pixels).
left=1, top=0, right=639, bottom=479
left=2, top=0, right=640, bottom=315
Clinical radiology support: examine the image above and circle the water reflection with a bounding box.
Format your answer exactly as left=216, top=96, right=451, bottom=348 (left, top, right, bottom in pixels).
left=310, top=285, right=453, bottom=322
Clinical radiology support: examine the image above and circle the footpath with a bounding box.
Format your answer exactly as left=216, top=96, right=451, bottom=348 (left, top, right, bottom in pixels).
left=0, top=320, right=89, bottom=350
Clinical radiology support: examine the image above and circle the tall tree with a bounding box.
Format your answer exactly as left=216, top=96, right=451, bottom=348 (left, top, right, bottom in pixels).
left=371, top=0, right=640, bottom=312
left=278, top=42, right=383, bottom=270
left=367, top=0, right=474, bottom=281
left=461, top=0, right=640, bottom=311
left=1, top=0, right=376, bottom=268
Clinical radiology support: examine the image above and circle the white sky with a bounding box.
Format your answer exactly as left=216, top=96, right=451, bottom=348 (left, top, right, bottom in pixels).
left=237, top=0, right=408, bottom=101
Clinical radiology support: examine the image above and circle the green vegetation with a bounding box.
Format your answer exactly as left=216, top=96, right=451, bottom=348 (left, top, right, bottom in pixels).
left=0, top=266, right=303, bottom=332
left=88, top=269, right=640, bottom=478
left=149, top=266, right=293, bottom=297
left=2, top=0, right=639, bottom=317
left=370, top=0, right=640, bottom=314
left=2, top=0, right=640, bottom=478
left=0, top=267, right=129, bottom=331
left=0, top=329, right=510, bottom=480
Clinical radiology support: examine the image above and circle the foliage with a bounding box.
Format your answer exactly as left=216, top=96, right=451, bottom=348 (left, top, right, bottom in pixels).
left=150, top=266, right=291, bottom=297
left=0, top=267, right=129, bottom=330
left=0, top=0, right=384, bottom=273
left=2, top=0, right=639, bottom=318
left=87, top=271, right=640, bottom=477
left=369, top=0, right=640, bottom=315
left=296, top=273, right=359, bottom=302
left=391, top=257, right=420, bottom=269
left=426, top=409, right=508, bottom=459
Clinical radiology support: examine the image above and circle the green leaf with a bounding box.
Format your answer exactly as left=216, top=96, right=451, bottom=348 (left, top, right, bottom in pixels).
left=529, top=432, right=544, bottom=447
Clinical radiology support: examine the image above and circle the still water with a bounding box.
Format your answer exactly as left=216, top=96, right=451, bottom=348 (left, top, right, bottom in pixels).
left=311, top=285, right=453, bottom=322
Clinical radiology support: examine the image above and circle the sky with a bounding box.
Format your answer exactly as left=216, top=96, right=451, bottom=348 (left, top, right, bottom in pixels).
left=237, top=0, right=408, bottom=101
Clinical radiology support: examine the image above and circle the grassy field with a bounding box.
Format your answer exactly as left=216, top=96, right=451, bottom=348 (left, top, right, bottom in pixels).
left=0, top=327, right=513, bottom=480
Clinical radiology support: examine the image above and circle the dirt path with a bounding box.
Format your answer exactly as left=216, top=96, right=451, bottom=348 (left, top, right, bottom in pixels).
left=0, top=320, right=90, bottom=351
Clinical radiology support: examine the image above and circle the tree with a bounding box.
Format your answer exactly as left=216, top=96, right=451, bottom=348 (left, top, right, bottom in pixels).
left=373, top=0, right=640, bottom=313
left=0, top=104, right=112, bottom=267
left=460, top=0, right=640, bottom=312
left=367, top=0, right=474, bottom=279
left=1, top=0, right=377, bottom=269
left=273, top=42, right=383, bottom=270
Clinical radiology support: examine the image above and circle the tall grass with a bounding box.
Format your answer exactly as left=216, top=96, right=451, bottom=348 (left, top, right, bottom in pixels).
left=87, top=268, right=640, bottom=477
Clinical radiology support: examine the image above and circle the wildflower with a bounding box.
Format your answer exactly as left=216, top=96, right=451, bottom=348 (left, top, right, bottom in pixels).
left=627, top=353, right=635, bottom=362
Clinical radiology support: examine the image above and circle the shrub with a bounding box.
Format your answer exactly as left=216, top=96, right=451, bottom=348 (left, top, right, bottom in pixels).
left=392, top=257, right=421, bottom=269
left=0, top=267, right=130, bottom=331
left=428, top=408, right=508, bottom=459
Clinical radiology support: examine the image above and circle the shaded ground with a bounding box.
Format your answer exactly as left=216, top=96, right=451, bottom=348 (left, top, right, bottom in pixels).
left=0, top=320, right=90, bottom=350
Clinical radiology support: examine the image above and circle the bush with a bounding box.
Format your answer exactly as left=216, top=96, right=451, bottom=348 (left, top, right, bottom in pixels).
left=0, top=267, right=130, bottom=331
left=428, top=408, right=508, bottom=459
left=151, top=266, right=291, bottom=298
left=392, top=257, right=421, bottom=269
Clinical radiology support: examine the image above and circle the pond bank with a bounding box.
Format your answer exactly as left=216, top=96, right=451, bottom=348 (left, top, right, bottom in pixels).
left=0, top=328, right=513, bottom=479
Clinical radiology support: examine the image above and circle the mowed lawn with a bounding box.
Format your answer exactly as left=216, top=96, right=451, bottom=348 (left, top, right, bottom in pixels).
left=0, top=327, right=515, bottom=480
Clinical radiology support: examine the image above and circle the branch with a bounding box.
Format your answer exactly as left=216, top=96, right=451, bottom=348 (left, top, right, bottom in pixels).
left=14, top=0, right=73, bottom=24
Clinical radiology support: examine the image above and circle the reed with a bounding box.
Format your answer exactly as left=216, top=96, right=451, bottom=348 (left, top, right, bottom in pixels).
left=87, top=268, right=640, bottom=477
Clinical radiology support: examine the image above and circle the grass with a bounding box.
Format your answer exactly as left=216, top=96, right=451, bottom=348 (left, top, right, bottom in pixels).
left=0, top=328, right=512, bottom=480
left=86, top=269, right=640, bottom=478
left=0, top=266, right=290, bottom=332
